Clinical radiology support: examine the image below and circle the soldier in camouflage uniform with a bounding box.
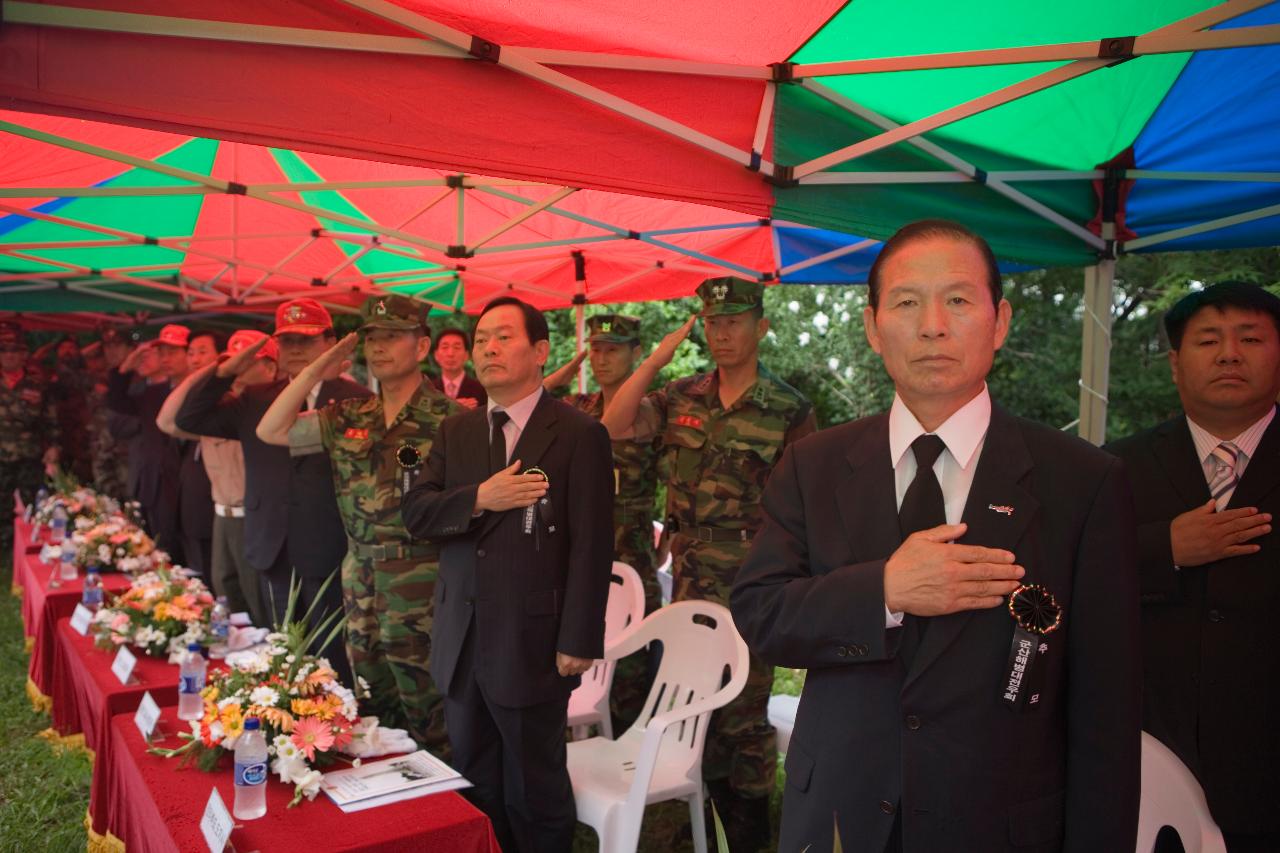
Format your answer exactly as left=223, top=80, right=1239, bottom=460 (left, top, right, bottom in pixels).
left=547, top=314, right=662, bottom=731
left=89, top=330, right=132, bottom=499
left=0, top=322, right=59, bottom=524
left=257, top=295, right=459, bottom=756
left=602, top=277, right=816, bottom=852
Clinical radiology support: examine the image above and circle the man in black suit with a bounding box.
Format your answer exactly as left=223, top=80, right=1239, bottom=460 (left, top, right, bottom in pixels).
left=430, top=326, right=487, bottom=409
left=730, top=220, right=1141, bottom=853
left=402, top=297, right=614, bottom=853
left=106, top=324, right=189, bottom=559
left=1105, top=282, right=1280, bottom=853
left=176, top=299, right=370, bottom=684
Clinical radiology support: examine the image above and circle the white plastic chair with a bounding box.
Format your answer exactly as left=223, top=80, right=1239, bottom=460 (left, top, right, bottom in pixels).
left=567, top=600, right=750, bottom=853
left=1136, top=731, right=1227, bottom=853
left=768, top=694, right=799, bottom=755
left=567, top=561, right=645, bottom=740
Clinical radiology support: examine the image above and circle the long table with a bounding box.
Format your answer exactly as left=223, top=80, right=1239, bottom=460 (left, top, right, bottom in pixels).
left=105, top=706, right=499, bottom=853
left=17, top=545, right=132, bottom=704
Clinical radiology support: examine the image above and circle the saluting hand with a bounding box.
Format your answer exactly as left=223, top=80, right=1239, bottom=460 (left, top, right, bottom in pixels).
left=474, top=460, right=549, bottom=513
left=649, top=315, right=697, bottom=369
left=1170, top=498, right=1271, bottom=567
left=312, top=333, right=358, bottom=379
left=117, top=342, right=152, bottom=374
left=215, top=335, right=269, bottom=378
left=884, top=523, right=1025, bottom=616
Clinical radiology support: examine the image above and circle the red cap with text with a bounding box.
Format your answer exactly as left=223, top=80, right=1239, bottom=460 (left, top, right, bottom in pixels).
left=274, top=299, right=333, bottom=336
left=156, top=324, right=190, bottom=347
left=226, top=330, right=279, bottom=362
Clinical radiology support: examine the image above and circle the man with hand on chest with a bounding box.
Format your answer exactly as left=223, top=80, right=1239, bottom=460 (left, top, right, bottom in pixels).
left=402, top=296, right=613, bottom=853
left=731, top=219, right=1141, bottom=853
left=257, top=294, right=458, bottom=756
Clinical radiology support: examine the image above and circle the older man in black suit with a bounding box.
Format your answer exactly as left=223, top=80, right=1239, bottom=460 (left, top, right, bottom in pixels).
left=402, top=296, right=614, bottom=853
left=1105, top=282, right=1280, bottom=853
left=731, top=220, right=1141, bottom=853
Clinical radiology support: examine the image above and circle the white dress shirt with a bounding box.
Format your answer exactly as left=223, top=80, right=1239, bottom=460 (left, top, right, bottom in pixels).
left=884, top=385, right=993, bottom=628
left=1186, top=407, right=1274, bottom=509
left=487, top=385, right=544, bottom=466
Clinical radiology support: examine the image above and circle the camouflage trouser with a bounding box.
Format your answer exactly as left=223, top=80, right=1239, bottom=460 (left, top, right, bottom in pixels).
left=0, top=459, right=44, bottom=550
left=669, top=532, right=775, bottom=799
left=342, top=552, right=448, bottom=758
left=610, top=524, right=661, bottom=733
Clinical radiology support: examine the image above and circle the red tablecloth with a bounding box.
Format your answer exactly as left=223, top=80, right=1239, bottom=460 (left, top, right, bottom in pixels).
left=49, top=616, right=181, bottom=835
left=104, top=705, right=499, bottom=853
left=20, top=548, right=132, bottom=696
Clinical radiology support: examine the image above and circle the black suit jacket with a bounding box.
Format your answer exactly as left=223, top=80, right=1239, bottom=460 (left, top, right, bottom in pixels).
left=1105, top=411, right=1280, bottom=834
left=430, top=373, right=487, bottom=407
left=401, top=391, right=614, bottom=708
left=176, top=374, right=371, bottom=576
left=106, top=370, right=179, bottom=509
left=731, top=405, right=1141, bottom=853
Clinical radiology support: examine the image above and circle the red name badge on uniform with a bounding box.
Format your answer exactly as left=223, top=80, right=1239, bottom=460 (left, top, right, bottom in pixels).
left=343, top=428, right=369, bottom=440
left=674, top=415, right=703, bottom=430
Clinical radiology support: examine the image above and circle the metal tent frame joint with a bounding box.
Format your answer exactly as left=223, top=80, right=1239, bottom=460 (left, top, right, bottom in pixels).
left=1098, top=36, right=1137, bottom=63
left=769, top=62, right=795, bottom=84
left=765, top=165, right=797, bottom=188
left=571, top=293, right=587, bottom=306
left=468, top=35, right=500, bottom=62
left=445, top=245, right=472, bottom=259
left=225, top=181, right=248, bottom=195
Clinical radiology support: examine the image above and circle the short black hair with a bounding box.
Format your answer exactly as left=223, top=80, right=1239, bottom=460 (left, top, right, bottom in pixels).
left=1164, top=281, right=1280, bottom=349
left=866, top=219, right=1002, bottom=311
left=478, top=297, right=549, bottom=344
left=432, top=327, right=470, bottom=353
left=190, top=330, right=224, bottom=351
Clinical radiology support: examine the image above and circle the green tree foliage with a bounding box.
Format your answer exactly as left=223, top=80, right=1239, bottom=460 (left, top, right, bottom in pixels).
left=438, top=246, right=1280, bottom=441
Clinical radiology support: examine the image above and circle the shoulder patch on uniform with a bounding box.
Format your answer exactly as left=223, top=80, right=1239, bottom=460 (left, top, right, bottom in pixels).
left=343, top=427, right=369, bottom=440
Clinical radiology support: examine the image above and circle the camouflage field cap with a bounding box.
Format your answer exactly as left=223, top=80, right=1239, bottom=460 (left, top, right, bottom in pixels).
left=586, top=314, right=641, bottom=344
left=360, top=294, right=429, bottom=332
left=696, top=276, right=764, bottom=317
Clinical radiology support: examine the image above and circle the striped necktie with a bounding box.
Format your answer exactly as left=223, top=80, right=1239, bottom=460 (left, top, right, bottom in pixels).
left=1208, top=441, right=1241, bottom=510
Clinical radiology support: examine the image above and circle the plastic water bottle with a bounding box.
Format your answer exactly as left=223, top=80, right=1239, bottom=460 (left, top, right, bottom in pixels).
left=210, top=596, right=231, bottom=643
left=50, top=504, right=68, bottom=543
left=233, top=718, right=269, bottom=820
left=81, top=567, right=105, bottom=612
left=176, top=643, right=207, bottom=721
left=59, top=540, right=78, bottom=582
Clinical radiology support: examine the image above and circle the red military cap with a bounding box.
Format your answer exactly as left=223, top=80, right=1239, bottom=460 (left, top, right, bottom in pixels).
left=156, top=324, right=190, bottom=347
left=226, top=330, right=279, bottom=362
left=274, top=299, right=333, bottom=336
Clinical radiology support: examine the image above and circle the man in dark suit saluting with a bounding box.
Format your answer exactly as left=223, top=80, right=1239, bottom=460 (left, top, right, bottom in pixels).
left=731, top=220, right=1141, bottom=853
left=1105, top=282, right=1280, bottom=853
left=402, top=296, right=614, bottom=853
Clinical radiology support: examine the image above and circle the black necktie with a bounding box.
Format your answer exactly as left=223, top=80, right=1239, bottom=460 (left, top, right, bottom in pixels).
left=899, top=434, right=947, bottom=537
left=489, top=410, right=510, bottom=474
left=898, top=434, right=947, bottom=665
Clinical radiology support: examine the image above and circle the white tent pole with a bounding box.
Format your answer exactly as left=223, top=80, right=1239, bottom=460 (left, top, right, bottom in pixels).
left=778, top=238, right=879, bottom=277
left=1077, top=259, right=1115, bottom=445
left=468, top=187, right=577, bottom=252
left=1124, top=202, right=1280, bottom=251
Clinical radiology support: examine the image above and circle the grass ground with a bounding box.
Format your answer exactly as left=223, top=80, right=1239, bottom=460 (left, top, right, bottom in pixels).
left=0, top=547, right=806, bottom=852
left=0, top=552, right=92, bottom=853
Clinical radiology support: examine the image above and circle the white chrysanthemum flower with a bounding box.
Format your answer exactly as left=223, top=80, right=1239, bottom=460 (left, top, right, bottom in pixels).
left=250, top=686, right=278, bottom=708
left=273, top=734, right=291, bottom=752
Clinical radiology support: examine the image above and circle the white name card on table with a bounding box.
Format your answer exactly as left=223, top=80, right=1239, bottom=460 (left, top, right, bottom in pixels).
left=69, top=604, right=94, bottom=636
left=134, top=691, right=161, bottom=740
left=200, top=787, right=234, bottom=853
left=111, top=645, right=138, bottom=685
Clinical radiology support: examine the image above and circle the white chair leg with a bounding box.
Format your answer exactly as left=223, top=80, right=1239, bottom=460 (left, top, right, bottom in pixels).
left=571, top=723, right=589, bottom=741
left=689, top=789, right=708, bottom=853
left=599, top=706, right=613, bottom=740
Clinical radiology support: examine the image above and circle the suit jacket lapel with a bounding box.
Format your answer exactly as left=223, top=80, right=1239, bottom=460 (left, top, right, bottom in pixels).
left=478, top=392, right=559, bottom=538
left=1227, top=406, right=1280, bottom=509
left=1154, top=417, right=1211, bottom=508
left=905, top=405, right=1038, bottom=689
left=836, top=415, right=903, bottom=565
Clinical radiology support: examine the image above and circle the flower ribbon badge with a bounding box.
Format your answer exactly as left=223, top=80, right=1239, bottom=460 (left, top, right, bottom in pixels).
left=1002, top=584, right=1062, bottom=712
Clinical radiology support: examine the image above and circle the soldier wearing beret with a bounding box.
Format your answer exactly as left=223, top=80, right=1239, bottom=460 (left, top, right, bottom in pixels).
left=257, top=295, right=459, bottom=754
left=602, top=276, right=815, bottom=850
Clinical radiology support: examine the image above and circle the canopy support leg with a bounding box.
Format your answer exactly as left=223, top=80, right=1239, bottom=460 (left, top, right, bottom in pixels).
left=1077, top=259, right=1115, bottom=445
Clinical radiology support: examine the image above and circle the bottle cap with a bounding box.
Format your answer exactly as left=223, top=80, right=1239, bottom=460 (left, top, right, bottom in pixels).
left=187, top=642, right=202, bottom=653
left=244, top=717, right=260, bottom=731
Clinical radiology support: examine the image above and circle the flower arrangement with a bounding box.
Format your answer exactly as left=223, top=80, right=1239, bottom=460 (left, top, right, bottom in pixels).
left=151, top=575, right=357, bottom=806
left=73, top=516, right=168, bottom=573
left=30, top=476, right=119, bottom=530
left=92, top=569, right=213, bottom=658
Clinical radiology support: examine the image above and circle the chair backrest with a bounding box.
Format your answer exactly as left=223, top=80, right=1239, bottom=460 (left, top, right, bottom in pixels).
left=1136, top=731, right=1227, bottom=853
left=574, top=562, right=646, bottom=705
left=617, top=600, right=749, bottom=780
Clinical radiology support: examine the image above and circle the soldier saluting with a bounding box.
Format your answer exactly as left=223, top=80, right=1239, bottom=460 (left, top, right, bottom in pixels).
left=256, top=295, right=459, bottom=755
left=601, top=276, right=815, bottom=851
